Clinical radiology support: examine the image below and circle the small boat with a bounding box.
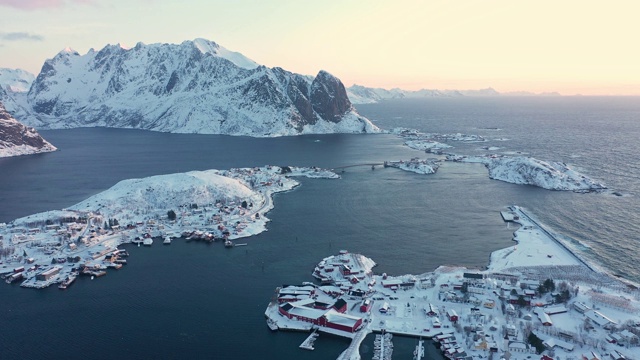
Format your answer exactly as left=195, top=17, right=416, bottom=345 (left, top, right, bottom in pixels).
left=163, top=236, right=171, bottom=245
left=143, top=238, right=153, bottom=246
left=224, top=239, right=234, bottom=248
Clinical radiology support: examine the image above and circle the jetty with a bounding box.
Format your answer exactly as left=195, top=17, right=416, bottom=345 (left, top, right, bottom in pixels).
left=413, top=339, right=424, bottom=360
left=500, top=210, right=518, bottom=222
left=510, top=206, right=597, bottom=272
left=299, top=331, right=319, bottom=351
left=337, top=327, right=370, bottom=360
left=372, top=332, right=393, bottom=360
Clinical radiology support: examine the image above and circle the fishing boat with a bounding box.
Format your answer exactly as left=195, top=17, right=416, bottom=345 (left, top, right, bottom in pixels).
left=163, top=236, right=171, bottom=245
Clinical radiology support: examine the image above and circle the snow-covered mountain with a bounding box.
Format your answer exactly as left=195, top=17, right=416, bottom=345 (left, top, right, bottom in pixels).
left=484, top=156, right=606, bottom=192
left=22, top=39, right=378, bottom=136
left=0, top=97, right=56, bottom=158
left=347, top=84, right=459, bottom=104
left=0, top=68, right=35, bottom=93
left=347, top=85, right=559, bottom=104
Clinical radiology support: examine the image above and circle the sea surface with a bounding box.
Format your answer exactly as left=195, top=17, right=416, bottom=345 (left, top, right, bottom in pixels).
left=0, top=97, right=638, bottom=359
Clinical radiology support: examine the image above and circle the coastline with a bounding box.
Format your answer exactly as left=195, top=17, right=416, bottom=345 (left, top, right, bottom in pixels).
left=492, top=205, right=639, bottom=290
left=266, top=206, right=640, bottom=360
left=0, top=166, right=339, bottom=289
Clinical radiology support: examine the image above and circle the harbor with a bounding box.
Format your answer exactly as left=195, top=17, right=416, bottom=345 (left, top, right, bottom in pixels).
left=0, top=166, right=338, bottom=290
left=265, top=207, right=640, bottom=360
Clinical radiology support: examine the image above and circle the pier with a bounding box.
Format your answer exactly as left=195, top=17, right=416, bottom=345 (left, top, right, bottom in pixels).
left=336, top=327, right=370, bottom=360
left=413, top=339, right=424, bottom=360
left=299, top=331, right=319, bottom=351
left=372, top=332, right=393, bottom=360
left=499, top=210, right=517, bottom=222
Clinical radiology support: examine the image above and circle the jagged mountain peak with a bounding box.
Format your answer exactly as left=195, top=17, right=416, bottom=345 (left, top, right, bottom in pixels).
left=21, top=38, right=378, bottom=137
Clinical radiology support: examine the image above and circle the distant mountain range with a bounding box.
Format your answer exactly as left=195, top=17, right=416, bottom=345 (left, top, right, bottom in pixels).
left=0, top=39, right=378, bottom=137
left=0, top=87, right=56, bottom=158
left=346, top=85, right=561, bottom=104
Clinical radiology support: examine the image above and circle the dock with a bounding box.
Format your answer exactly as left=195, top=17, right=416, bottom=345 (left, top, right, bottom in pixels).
left=299, top=331, right=319, bottom=351
left=373, top=332, right=393, bottom=360
left=500, top=210, right=517, bottom=222
left=413, top=339, right=424, bottom=360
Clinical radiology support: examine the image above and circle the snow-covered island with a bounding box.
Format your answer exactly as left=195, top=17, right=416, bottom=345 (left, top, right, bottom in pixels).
left=265, top=206, right=640, bottom=360
left=390, top=128, right=606, bottom=192
left=384, top=158, right=440, bottom=175
left=391, top=127, right=483, bottom=155
left=0, top=166, right=338, bottom=289
left=450, top=155, right=607, bottom=192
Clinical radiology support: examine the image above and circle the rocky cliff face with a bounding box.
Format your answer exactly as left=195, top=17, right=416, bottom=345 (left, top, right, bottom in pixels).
left=23, top=39, right=379, bottom=136
left=0, top=100, right=56, bottom=157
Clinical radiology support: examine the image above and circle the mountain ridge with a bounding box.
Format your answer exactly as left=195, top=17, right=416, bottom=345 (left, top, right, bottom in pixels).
left=5, top=39, right=379, bottom=137
left=346, top=84, right=561, bottom=104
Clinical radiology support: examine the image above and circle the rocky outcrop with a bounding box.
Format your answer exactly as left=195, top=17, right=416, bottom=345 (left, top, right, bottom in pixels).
left=0, top=101, right=56, bottom=157
left=311, top=70, right=352, bottom=123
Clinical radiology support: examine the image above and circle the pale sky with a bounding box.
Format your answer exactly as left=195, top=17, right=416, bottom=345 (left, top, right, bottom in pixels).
left=1, top=0, right=639, bottom=95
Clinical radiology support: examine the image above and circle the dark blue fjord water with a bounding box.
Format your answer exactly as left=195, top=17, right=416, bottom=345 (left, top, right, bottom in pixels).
left=0, top=96, right=638, bottom=359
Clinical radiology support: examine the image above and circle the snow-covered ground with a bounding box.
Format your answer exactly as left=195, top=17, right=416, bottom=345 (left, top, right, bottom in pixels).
left=0, top=166, right=338, bottom=288
left=265, top=206, right=640, bottom=360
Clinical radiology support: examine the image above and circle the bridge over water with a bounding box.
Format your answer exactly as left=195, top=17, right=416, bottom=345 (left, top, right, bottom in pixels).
left=331, top=163, right=385, bottom=170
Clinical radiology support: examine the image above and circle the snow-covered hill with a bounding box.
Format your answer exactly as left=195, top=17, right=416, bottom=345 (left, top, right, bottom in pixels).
left=22, top=39, right=378, bottom=136
left=484, top=156, right=606, bottom=191
left=69, top=170, right=261, bottom=221
left=0, top=97, right=56, bottom=158
left=0, top=68, right=35, bottom=93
